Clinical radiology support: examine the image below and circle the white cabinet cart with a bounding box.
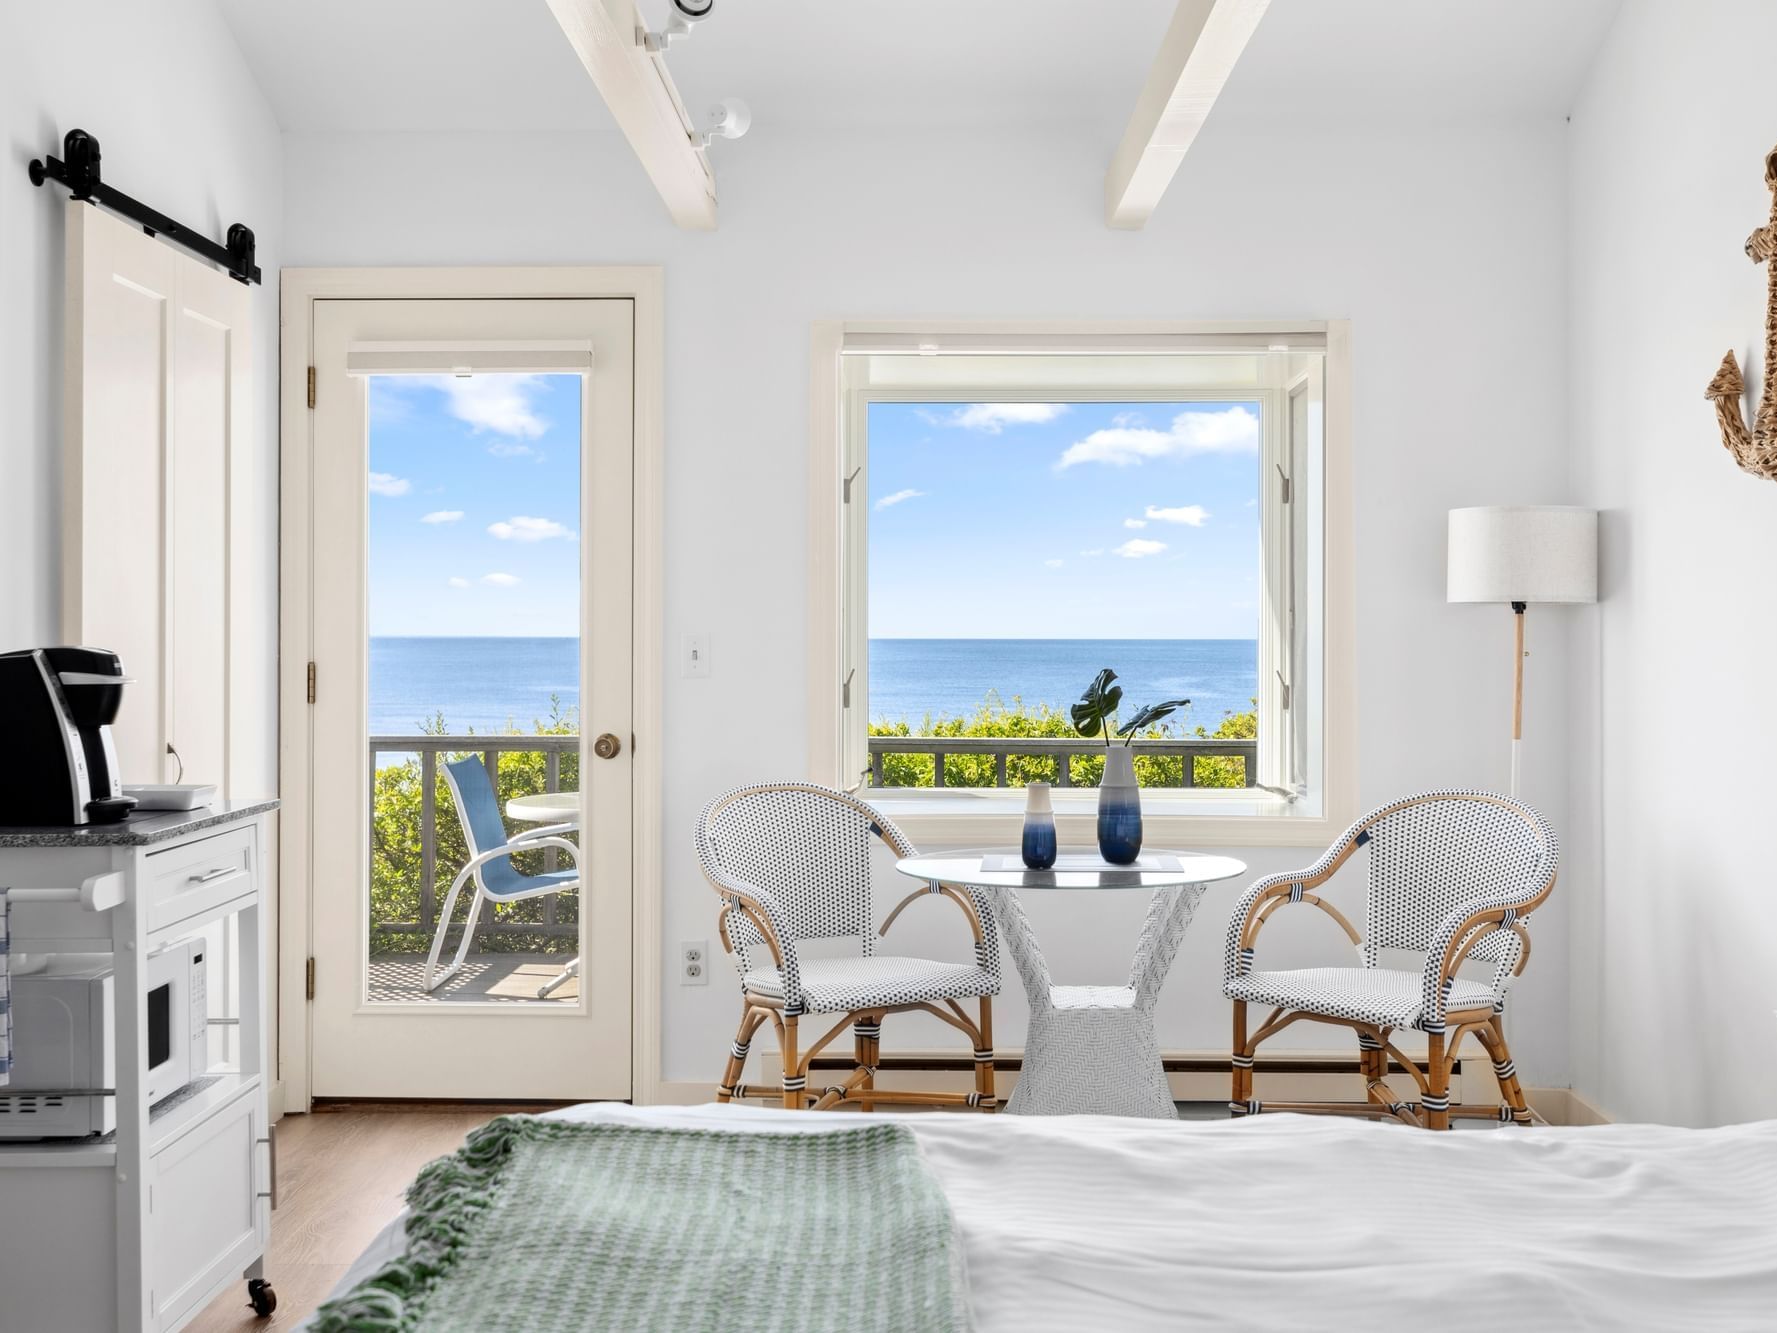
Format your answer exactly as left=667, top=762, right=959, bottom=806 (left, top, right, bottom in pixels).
left=0, top=801, right=278, bottom=1331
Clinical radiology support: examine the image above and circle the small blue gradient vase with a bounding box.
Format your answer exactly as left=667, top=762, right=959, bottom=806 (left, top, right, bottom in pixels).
left=1097, top=746, right=1143, bottom=865
left=1021, top=782, right=1058, bottom=870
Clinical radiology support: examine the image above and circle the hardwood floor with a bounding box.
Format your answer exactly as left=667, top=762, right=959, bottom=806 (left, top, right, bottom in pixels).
left=187, top=1103, right=561, bottom=1331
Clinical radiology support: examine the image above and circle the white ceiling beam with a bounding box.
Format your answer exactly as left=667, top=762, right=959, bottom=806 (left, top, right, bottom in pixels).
left=1105, top=0, right=1270, bottom=230
left=545, top=0, right=718, bottom=230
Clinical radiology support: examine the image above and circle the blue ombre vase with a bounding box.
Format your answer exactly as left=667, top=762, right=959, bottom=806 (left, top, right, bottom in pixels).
left=1097, top=746, right=1143, bottom=865
left=1021, top=782, right=1058, bottom=870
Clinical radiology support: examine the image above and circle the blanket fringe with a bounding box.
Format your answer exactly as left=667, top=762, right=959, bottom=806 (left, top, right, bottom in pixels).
left=307, top=1115, right=528, bottom=1333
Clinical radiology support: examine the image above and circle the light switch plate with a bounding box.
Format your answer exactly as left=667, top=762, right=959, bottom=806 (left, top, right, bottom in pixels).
left=683, top=633, right=711, bottom=678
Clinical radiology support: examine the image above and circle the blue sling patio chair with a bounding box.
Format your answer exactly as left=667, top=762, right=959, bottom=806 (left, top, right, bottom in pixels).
left=424, top=756, right=582, bottom=996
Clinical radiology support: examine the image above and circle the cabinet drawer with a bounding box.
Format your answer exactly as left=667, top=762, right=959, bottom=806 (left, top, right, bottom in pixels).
left=145, top=827, right=256, bottom=933
left=149, top=1090, right=262, bottom=1328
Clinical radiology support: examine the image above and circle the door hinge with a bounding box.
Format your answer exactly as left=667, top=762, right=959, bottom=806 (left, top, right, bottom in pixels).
left=842, top=466, right=861, bottom=504
left=305, top=957, right=316, bottom=1001
left=1276, top=669, right=1292, bottom=712
left=1276, top=463, right=1292, bottom=506
left=306, top=366, right=317, bottom=409
left=306, top=661, right=317, bottom=704
left=841, top=668, right=855, bottom=709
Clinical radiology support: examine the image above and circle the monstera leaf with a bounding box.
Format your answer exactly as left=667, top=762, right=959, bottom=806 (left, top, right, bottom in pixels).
left=1118, top=698, right=1191, bottom=741
left=1070, top=668, right=1124, bottom=744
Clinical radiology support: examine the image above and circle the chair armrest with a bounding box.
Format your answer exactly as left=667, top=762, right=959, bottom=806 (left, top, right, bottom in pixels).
left=490, top=836, right=581, bottom=871
left=878, top=880, right=1001, bottom=981
left=879, top=881, right=985, bottom=947
left=708, top=873, right=803, bottom=1007
left=1222, top=837, right=1367, bottom=988
left=509, top=821, right=579, bottom=844
left=1420, top=899, right=1535, bottom=1028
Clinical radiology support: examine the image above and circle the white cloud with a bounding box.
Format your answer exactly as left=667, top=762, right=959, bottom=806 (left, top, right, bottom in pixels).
left=448, top=576, right=470, bottom=589
left=941, top=403, right=1069, bottom=434
left=1044, top=558, right=1065, bottom=569
left=487, top=441, right=540, bottom=460
left=1122, top=517, right=1148, bottom=529
left=1056, top=405, right=1259, bottom=469
left=1112, top=538, right=1169, bottom=559
left=368, top=472, right=411, bottom=497
left=480, top=572, right=521, bottom=587
left=420, top=373, right=550, bottom=440
left=1144, top=504, right=1210, bottom=527
left=422, top=510, right=464, bottom=524
left=487, top=516, right=574, bottom=542
left=1080, top=548, right=1105, bottom=558
left=875, top=488, right=927, bottom=510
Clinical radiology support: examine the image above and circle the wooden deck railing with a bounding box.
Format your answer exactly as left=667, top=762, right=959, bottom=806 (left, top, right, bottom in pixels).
left=369, top=734, right=579, bottom=946
left=866, top=735, right=1257, bottom=788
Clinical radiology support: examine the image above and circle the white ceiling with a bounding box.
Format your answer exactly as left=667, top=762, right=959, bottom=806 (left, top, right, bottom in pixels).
left=220, top=0, right=1622, bottom=139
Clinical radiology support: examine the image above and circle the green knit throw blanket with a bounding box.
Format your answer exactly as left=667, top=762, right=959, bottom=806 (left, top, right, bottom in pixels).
left=308, top=1117, right=969, bottom=1333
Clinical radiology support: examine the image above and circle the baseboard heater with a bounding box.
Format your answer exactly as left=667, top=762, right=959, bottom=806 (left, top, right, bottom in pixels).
left=811, top=1054, right=1466, bottom=1077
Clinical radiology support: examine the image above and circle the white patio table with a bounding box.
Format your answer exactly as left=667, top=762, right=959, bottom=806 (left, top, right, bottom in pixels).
left=505, top=790, right=580, bottom=825
left=505, top=790, right=581, bottom=997
left=894, top=849, right=1246, bottom=1118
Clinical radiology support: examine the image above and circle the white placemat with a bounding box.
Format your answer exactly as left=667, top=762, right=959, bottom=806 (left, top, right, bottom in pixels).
left=980, top=852, right=1185, bottom=873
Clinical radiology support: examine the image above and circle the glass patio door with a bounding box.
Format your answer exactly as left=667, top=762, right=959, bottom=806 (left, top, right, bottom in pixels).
left=306, top=297, right=633, bottom=1098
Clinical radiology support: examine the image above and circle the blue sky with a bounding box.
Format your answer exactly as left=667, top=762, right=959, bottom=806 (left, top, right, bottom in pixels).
left=868, top=401, right=1261, bottom=639
left=368, top=374, right=581, bottom=636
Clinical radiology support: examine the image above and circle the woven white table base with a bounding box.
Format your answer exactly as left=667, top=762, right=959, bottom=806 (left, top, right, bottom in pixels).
left=990, top=884, right=1208, bottom=1118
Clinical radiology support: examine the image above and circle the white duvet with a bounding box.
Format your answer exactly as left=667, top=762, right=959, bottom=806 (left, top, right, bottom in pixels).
left=310, top=1103, right=1777, bottom=1332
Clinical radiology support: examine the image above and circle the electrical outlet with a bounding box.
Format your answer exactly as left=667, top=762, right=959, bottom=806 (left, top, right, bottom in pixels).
left=681, top=939, right=709, bottom=985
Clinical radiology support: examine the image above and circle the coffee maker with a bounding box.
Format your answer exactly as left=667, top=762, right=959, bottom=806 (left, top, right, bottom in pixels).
left=0, top=647, right=137, bottom=825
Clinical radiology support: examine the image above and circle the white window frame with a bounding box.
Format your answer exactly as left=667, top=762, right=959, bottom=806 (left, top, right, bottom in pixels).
left=808, top=320, right=1356, bottom=848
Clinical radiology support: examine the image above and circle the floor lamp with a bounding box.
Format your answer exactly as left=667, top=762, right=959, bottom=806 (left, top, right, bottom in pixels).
left=1447, top=506, right=1597, bottom=798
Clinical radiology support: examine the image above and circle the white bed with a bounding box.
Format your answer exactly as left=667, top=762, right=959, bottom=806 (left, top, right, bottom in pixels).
left=308, top=1104, right=1777, bottom=1331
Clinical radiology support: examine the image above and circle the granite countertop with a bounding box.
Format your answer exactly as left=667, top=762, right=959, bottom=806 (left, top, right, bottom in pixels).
left=0, top=798, right=279, bottom=848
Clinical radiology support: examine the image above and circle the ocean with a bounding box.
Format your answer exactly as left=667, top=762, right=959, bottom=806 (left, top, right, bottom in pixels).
left=370, top=636, right=1258, bottom=737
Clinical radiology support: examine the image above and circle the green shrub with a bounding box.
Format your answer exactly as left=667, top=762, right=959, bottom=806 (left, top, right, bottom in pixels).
left=866, top=695, right=1257, bottom=790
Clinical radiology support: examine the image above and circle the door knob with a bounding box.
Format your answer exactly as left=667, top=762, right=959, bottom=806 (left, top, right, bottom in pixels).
left=593, top=733, right=623, bottom=760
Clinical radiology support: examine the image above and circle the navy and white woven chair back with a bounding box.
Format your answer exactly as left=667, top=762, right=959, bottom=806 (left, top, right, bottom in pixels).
left=699, top=783, right=885, bottom=954
left=1361, top=790, right=1557, bottom=967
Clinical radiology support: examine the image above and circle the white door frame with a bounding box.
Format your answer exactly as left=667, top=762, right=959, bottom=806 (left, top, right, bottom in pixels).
left=278, top=266, right=664, bottom=1112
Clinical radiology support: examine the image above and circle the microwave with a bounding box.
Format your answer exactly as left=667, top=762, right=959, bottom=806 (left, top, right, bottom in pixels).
left=0, top=938, right=208, bottom=1139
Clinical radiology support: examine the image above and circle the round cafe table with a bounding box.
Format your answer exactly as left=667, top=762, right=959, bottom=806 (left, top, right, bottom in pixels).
left=894, top=849, right=1246, bottom=1118
left=505, top=791, right=580, bottom=825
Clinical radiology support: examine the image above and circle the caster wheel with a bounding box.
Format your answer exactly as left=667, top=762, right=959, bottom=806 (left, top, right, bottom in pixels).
left=246, top=1278, right=278, bottom=1317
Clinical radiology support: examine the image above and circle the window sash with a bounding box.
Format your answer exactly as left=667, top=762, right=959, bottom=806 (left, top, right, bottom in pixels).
left=840, top=371, right=1310, bottom=805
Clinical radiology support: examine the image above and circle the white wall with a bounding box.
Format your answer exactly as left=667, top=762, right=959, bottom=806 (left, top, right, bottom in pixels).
left=284, top=116, right=1578, bottom=1089
left=1567, top=0, right=1777, bottom=1125
left=0, top=0, right=283, bottom=793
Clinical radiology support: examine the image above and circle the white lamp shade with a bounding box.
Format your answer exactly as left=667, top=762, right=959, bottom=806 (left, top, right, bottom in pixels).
left=1447, top=506, right=1597, bottom=604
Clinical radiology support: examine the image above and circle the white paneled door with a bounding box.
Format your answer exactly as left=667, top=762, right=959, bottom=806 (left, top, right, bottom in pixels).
left=305, top=298, right=633, bottom=1099
left=63, top=201, right=254, bottom=794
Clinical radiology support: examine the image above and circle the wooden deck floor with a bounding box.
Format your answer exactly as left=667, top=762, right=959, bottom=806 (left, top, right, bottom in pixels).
left=366, top=951, right=577, bottom=1004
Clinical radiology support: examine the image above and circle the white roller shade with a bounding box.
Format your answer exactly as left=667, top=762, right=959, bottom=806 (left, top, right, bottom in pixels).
left=841, top=329, right=1328, bottom=356
left=345, top=340, right=594, bottom=376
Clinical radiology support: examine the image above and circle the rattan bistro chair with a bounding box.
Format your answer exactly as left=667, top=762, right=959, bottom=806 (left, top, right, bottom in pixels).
left=697, top=782, right=1000, bottom=1112
left=1223, top=790, right=1558, bottom=1130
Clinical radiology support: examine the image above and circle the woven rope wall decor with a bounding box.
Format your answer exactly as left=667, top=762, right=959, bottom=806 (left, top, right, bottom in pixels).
left=1705, top=144, right=1777, bottom=482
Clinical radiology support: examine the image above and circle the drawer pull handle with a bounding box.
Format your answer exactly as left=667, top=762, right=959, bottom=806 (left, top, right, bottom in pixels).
left=188, top=866, right=236, bottom=884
